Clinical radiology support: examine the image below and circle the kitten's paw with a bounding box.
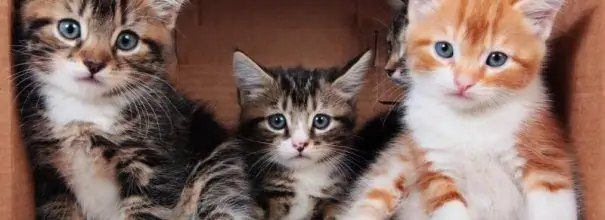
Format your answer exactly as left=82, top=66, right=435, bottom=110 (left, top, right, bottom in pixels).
left=526, top=189, right=578, bottom=220
left=430, top=201, right=470, bottom=220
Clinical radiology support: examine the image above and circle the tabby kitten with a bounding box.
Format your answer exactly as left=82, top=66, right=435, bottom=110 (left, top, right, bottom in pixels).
left=385, top=0, right=410, bottom=87
left=16, top=0, right=251, bottom=219
left=336, top=0, right=578, bottom=219
left=233, top=50, right=373, bottom=220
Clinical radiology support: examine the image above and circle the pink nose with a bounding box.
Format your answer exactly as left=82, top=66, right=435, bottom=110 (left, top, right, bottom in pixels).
left=293, top=141, right=309, bottom=152
left=455, top=80, right=475, bottom=93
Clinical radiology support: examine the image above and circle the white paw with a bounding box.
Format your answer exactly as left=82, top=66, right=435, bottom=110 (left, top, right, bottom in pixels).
left=431, top=201, right=471, bottom=220
left=526, top=189, right=578, bottom=220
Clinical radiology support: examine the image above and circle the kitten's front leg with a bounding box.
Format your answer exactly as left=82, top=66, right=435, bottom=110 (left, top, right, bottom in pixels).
left=417, top=169, right=469, bottom=220
left=117, top=154, right=184, bottom=220
left=335, top=143, right=415, bottom=220
left=191, top=147, right=254, bottom=220
left=521, top=157, right=577, bottom=220
left=37, top=194, right=85, bottom=220
left=518, top=115, right=578, bottom=220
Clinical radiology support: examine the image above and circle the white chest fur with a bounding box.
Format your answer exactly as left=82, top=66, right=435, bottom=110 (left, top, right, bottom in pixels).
left=42, top=86, right=123, bottom=133
left=401, top=87, right=544, bottom=219
left=284, top=165, right=336, bottom=220
left=42, top=86, right=125, bottom=219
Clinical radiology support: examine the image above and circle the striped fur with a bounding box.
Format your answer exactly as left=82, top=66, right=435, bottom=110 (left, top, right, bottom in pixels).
left=385, top=0, right=410, bottom=87
left=15, top=0, right=252, bottom=219
left=233, top=50, right=373, bottom=220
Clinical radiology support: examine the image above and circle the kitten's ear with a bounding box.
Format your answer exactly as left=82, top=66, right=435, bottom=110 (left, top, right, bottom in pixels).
left=151, top=0, right=187, bottom=29
left=407, top=0, right=441, bottom=22
left=233, top=50, right=274, bottom=103
left=332, top=50, right=373, bottom=100
left=514, top=0, right=564, bottom=40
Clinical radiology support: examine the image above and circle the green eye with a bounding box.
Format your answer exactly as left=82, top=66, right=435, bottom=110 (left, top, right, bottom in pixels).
left=486, top=51, right=508, bottom=67
left=57, top=19, right=81, bottom=40
left=267, top=114, right=287, bottom=130
left=434, top=41, right=454, bottom=58
left=116, top=31, right=139, bottom=51
left=313, top=114, right=331, bottom=130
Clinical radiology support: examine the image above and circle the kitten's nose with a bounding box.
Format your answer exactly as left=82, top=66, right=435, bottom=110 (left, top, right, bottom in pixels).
left=293, top=141, right=309, bottom=153
left=454, top=75, right=477, bottom=93
left=83, top=60, right=107, bottom=75
left=455, top=80, right=474, bottom=93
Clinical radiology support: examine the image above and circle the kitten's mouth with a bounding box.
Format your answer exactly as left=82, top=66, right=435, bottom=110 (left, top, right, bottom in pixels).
left=448, top=91, right=472, bottom=100
left=291, top=154, right=311, bottom=160
left=77, top=76, right=102, bottom=85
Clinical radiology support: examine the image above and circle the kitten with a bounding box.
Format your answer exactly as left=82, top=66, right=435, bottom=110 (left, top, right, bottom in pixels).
left=336, top=0, right=578, bottom=219
left=385, top=0, right=410, bottom=87
left=15, top=0, right=252, bottom=219
left=232, top=50, right=373, bottom=220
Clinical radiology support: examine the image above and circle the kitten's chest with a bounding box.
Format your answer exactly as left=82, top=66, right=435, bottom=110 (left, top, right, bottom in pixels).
left=411, top=133, right=527, bottom=219
left=285, top=169, right=337, bottom=220
left=292, top=169, right=336, bottom=197
left=51, top=125, right=123, bottom=220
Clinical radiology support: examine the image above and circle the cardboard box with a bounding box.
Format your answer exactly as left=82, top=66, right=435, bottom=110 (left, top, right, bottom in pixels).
left=1, top=0, right=603, bottom=219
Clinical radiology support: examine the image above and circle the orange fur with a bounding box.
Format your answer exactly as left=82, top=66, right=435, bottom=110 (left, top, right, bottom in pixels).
left=417, top=170, right=467, bottom=213
left=517, top=110, right=574, bottom=192
left=337, top=0, right=573, bottom=219
left=406, top=0, right=546, bottom=91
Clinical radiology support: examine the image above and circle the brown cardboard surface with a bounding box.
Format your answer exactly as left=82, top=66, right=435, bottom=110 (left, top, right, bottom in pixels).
left=172, top=0, right=401, bottom=127
left=549, top=0, right=605, bottom=219
left=2, top=0, right=35, bottom=219
left=3, top=0, right=605, bottom=219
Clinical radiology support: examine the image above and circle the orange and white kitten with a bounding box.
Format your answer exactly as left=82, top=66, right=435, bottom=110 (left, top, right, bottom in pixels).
left=335, top=0, right=578, bottom=219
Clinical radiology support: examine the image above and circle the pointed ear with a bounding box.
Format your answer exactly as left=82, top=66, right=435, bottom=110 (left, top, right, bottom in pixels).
left=514, top=0, right=564, bottom=40
left=151, top=0, right=187, bottom=29
left=332, top=50, right=373, bottom=100
left=233, top=50, right=274, bottom=103
left=407, top=0, right=442, bottom=23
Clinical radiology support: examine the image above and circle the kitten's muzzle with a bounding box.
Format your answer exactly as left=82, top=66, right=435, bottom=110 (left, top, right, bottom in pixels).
left=293, top=141, right=309, bottom=153
left=83, top=60, right=107, bottom=75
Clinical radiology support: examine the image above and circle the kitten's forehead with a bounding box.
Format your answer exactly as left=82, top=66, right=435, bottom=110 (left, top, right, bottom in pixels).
left=274, top=68, right=325, bottom=107
left=24, top=0, right=155, bottom=22
left=409, top=0, right=541, bottom=56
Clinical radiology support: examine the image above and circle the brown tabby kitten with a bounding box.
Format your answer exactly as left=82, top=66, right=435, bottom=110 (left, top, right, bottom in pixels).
left=385, top=0, right=410, bottom=87
left=15, top=0, right=253, bottom=219
left=233, top=50, right=373, bottom=220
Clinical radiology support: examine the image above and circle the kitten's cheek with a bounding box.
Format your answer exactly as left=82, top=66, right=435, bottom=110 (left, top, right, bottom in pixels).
left=277, top=142, right=298, bottom=158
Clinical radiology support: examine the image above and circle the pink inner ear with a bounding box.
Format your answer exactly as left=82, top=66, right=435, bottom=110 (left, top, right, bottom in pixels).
left=527, top=10, right=555, bottom=24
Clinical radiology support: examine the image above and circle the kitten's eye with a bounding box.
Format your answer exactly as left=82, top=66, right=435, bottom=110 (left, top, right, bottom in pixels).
left=313, top=114, right=331, bottom=130
left=434, top=41, right=454, bottom=58
left=57, top=19, right=81, bottom=40
left=267, top=114, right=287, bottom=130
left=116, top=31, right=139, bottom=51
left=486, top=52, right=508, bottom=67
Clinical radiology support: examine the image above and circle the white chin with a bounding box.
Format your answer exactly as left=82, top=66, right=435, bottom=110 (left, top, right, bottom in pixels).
left=277, top=155, right=315, bottom=169
left=47, top=78, right=109, bottom=100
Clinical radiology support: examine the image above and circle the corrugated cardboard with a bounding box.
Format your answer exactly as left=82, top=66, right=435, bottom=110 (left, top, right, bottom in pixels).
left=1, top=0, right=603, bottom=219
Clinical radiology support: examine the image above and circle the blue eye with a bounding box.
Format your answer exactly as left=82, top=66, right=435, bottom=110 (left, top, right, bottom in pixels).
left=57, top=19, right=81, bottom=40
left=486, top=52, right=508, bottom=67
left=116, top=31, right=139, bottom=51
left=267, top=114, right=287, bottom=130
left=313, top=114, right=331, bottom=130
left=434, top=41, right=454, bottom=58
